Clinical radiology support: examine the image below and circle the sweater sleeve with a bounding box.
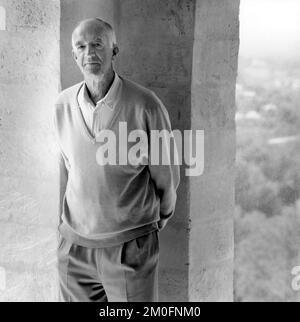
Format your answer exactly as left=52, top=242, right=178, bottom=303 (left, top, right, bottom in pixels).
left=146, top=92, right=180, bottom=229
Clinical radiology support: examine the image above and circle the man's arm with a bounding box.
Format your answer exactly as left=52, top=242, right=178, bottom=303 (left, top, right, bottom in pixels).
left=146, top=93, right=180, bottom=231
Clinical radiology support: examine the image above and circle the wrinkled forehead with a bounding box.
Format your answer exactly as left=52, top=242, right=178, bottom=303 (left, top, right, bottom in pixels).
left=72, top=21, right=109, bottom=45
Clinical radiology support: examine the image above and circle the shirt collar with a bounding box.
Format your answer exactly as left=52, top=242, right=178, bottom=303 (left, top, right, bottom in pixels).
left=78, top=72, right=121, bottom=111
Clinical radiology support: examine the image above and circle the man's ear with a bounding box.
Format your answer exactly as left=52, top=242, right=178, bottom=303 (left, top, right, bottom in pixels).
left=112, top=46, right=119, bottom=57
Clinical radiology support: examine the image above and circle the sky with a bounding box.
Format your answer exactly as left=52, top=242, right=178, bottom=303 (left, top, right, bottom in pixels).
left=239, top=0, right=300, bottom=61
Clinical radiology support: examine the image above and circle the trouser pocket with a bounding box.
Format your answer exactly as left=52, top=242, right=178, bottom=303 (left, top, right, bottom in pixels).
left=121, top=230, right=159, bottom=269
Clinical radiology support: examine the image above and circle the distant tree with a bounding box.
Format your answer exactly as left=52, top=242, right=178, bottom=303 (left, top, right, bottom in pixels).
left=236, top=161, right=281, bottom=216
left=234, top=207, right=300, bottom=302
left=235, top=57, right=300, bottom=301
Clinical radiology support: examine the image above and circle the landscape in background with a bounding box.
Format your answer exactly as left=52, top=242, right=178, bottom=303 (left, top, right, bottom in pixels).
left=235, top=0, right=300, bottom=301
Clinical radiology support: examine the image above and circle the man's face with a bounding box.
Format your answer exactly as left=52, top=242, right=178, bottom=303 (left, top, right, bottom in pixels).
left=72, top=21, right=114, bottom=78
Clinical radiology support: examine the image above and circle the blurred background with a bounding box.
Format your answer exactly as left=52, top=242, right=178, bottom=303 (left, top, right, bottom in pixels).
left=235, top=0, right=300, bottom=301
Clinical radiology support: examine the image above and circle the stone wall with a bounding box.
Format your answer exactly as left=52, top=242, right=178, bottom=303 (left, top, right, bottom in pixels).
left=189, top=0, right=239, bottom=301
left=0, top=0, right=60, bottom=301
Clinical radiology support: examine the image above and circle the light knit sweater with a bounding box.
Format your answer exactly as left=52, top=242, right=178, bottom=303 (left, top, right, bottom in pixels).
left=53, top=75, right=180, bottom=247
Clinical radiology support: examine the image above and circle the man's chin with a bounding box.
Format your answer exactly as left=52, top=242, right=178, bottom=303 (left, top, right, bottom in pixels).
left=83, top=66, right=103, bottom=76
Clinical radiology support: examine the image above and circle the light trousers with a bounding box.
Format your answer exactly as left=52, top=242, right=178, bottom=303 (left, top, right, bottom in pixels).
left=57, top=230, right=159, bottom=302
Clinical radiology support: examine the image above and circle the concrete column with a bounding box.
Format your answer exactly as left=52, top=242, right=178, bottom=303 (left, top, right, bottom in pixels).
left=0, top=0, right=60, bottom=301
left=60, top=0, right=239, bottom=301
left=189, top=0, right=239, bottom=301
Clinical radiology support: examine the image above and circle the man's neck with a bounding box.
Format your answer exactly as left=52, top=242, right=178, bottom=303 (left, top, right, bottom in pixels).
left=85, top=69, right=115, bottom=104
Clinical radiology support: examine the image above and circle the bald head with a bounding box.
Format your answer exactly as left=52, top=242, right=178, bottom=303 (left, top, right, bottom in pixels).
left=72, top=18, right=117, bottom=50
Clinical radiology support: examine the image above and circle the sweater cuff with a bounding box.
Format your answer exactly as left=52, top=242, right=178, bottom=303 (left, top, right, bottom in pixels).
left=160, top=210, right=174, bottom=220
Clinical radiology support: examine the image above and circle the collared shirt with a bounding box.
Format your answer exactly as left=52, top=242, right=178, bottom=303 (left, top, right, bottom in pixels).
left=77, top=72, right=122, bottom=136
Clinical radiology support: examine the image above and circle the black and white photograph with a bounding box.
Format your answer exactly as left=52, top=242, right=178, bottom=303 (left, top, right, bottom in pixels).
left=0, top=0, right=299, bottom=304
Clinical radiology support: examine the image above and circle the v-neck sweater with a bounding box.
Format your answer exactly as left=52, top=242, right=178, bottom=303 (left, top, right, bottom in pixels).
left=77, top=73, right=122, bottom=136
left=53, top=76, right=180, bottom=247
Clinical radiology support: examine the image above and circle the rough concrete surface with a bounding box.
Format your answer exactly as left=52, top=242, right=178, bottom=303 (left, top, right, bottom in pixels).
left=0, top=0, right=60, bottom=301
left=189, top=0, right=239, bottom=301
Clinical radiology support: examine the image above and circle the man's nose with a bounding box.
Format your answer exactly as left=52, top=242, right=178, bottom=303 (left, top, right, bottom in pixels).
left=86, top=44, right=96, bottom=55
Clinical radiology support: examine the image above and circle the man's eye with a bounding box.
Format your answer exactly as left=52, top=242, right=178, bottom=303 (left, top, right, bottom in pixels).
left=77, top=45, right=85, bottom=50
left=95, top=43, right=104, bottom=48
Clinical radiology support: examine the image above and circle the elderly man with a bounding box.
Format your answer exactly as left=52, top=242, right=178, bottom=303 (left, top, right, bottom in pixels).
left=53, top=17, right=180, bottom=302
